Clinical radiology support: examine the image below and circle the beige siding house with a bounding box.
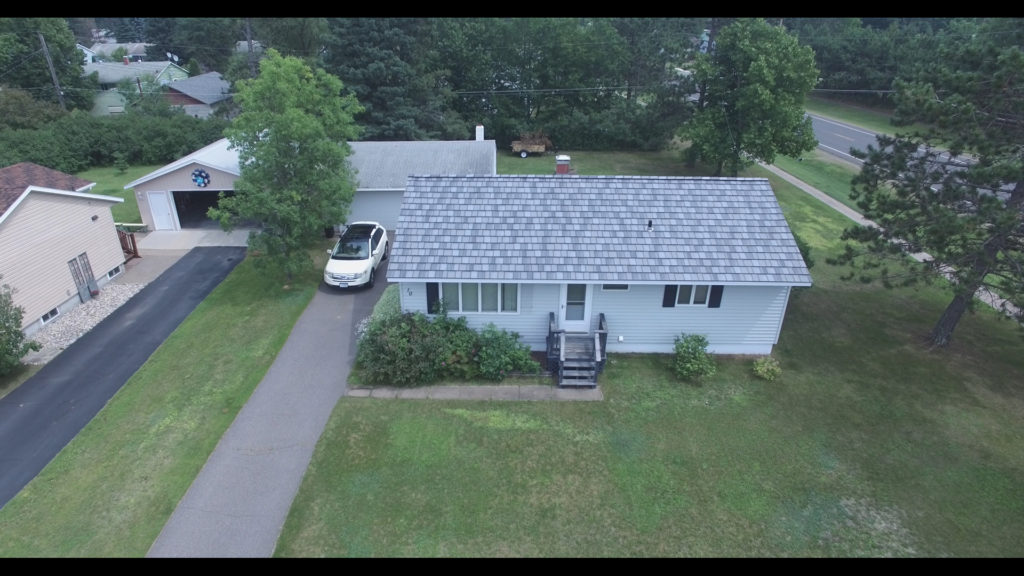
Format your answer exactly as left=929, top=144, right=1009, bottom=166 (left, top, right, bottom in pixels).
left=0, top=163, right=126, bottom=337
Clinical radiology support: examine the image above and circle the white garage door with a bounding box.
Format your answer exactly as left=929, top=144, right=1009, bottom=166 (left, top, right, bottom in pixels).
left=346, top=190, right=404, bottom=231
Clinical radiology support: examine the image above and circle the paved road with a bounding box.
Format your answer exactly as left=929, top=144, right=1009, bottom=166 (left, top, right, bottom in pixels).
left=809, top=113, right=877, bottom=166
left=0, top=246, right=246, bottom=510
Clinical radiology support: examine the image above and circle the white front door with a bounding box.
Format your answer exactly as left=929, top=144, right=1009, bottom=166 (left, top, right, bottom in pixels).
left=148, top=191, right=177, bottom=230
left=559, top=283, right=592, bottom=332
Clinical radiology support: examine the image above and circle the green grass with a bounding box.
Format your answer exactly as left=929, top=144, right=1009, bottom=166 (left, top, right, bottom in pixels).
left=773, top=150, right=861, bottom=211
left=0, top=248, right=326, bottom=557
left=2, top=102, right=1023, bottom=556
left=74, top=165, right=161, bottom=224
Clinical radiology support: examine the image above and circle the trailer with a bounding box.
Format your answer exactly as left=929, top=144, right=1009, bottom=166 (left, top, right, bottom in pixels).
left=511, top=140, right=547, bottom=158
left=510, top=132, right=552, bottom=158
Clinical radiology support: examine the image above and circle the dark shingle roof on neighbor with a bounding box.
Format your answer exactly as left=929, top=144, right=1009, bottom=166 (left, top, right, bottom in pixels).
left=165, top=71, right=231, bottom=105
left=388, top=174, right=813, bottom=286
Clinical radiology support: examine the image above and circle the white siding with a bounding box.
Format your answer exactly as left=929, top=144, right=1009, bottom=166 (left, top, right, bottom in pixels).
left=593, top=284, right=791, bottom=354
left=401, top=281, right=793, bottom=355
left=0, top=193, right=124, bottom=333
left=400, top=282, right=560, bottom=350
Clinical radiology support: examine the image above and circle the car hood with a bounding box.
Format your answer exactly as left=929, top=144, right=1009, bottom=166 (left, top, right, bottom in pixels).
left=325, top=258, right=371, bottom=275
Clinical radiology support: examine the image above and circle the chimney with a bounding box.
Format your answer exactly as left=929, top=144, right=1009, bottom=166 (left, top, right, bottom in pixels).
left=123, top=56, right=129, bottom=65
left=475, top=125, right=484, bottom=141
left=555, top=154, right=571, bottom=175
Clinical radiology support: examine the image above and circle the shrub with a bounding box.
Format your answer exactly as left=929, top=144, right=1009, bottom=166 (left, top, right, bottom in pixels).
left=476, top=323, right=540, bottom=381
left=355, top=312, right=443, bottom=387
left=434, top=313, right=481, bottom=381
left=752, top=356, right=782, bottom=382
left=0, top=281, right=41, bottom=377
left=672, top=333, right=716, bottom=381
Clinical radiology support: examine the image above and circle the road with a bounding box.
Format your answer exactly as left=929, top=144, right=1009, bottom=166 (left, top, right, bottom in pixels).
left=808, top=113, right=878, bottom=166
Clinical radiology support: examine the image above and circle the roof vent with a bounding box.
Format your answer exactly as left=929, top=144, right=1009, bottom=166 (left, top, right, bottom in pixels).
left=647, top=219, right=653, bottom=232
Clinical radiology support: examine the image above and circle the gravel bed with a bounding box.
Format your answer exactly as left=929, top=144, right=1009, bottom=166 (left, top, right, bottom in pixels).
left=22, top=283, right=147, bottom=365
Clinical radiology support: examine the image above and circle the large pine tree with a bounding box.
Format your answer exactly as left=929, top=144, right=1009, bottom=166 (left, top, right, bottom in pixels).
left=833, top=17, right=1024, bottom=347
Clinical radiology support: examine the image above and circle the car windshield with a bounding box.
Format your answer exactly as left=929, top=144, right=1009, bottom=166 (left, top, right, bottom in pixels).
left=331, top=238, right=369, bottom=260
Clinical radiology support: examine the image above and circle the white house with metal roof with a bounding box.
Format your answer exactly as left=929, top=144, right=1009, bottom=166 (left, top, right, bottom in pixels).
left=125, top=128, right=497, bottom=232
left=388, top=174, right=811, bottom=385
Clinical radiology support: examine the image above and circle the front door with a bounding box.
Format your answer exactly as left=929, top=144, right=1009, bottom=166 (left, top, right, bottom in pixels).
left=559, top=283, right=592, bottom=333
left=148, top=191, right=177, bottom=230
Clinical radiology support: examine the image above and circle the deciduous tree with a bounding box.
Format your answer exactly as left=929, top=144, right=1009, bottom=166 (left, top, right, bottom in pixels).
left=209, top=49, right=363, bottom=282
left=682, top=18, right=818, bottom=176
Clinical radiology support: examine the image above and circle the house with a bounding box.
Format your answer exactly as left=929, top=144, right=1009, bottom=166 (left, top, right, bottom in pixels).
left=163, top=71, right=232, bottom=119
left=76, top=43, right=97, bottom=64
left=83, top=60, right=190, bottom=116
left=387, top=168, right=812, bottom=385
left=88, top=42, right=152, bottom=62
left=124, top=126, right=497, bottom=232
left=0, top=163, right=126, bottom=338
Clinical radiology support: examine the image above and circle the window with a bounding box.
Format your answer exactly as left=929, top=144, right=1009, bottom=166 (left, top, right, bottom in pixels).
left=428, top=282, right=519, bottom=314
left=41, top=308, right=59, bottom=324
left=107, top=265, right=122, bottom=279
left=602, top=284, right=629, bottom=291
left=663, top=285, right=724, bottom=308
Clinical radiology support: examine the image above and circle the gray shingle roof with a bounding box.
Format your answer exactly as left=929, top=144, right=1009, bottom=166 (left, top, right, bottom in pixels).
left=347, top=141, right=497, bottom=189
left=388, top=175, right=812, bottom=285
left=165, top=71, right=231, bottom=105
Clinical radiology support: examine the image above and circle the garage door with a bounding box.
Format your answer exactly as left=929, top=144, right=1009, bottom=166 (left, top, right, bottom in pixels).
left=346, top=190, right=403, bottom=231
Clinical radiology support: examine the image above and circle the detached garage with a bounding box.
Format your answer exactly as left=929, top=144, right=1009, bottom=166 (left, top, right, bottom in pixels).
left=126, top=127, right=497, bottom=233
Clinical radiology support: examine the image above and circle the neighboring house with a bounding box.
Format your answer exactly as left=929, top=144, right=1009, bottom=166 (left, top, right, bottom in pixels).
left=0, top=163, right=126, bottom=338
left=76, top=43, right=96, bottom=64
left=83, top=60, right=190, bottom=116
left=163, top=71, right=232, bottom=119
left=125, top=126, right=497, bottom=232
left=387, top=168, right=812, bottom=386
left=88, top=42, right=152, bottom=62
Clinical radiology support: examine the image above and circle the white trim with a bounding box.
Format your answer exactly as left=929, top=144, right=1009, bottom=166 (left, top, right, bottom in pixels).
left=437, top=281, right=520, bottom=315
left=0, top=187, right=122, bottom=226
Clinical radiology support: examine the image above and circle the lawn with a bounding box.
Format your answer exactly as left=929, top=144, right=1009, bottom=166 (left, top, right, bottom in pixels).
left=74, top=164, right=162, bottom=225
left=1, top=128, right=1022, bottom=556
left=273, top=155, right=1024, bottom=556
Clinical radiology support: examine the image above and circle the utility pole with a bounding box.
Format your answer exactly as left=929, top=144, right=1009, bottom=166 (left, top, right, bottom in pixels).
left=38, top=31, right=67, bottom=111
left=245, top=18, right=257, bottom=78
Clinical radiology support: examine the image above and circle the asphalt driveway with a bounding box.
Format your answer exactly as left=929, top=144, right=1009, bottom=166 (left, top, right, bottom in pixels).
left=0, top=246, right=247, bottom=510
left=146, top=257, right=392, bottom=557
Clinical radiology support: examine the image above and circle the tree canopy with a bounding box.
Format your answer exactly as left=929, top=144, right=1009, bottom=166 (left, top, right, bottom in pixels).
left=209, top=49, right=363, bottom=282
left=831, top=17, right=1024, bottom=348
left=682, top=18, right=819, bottom=176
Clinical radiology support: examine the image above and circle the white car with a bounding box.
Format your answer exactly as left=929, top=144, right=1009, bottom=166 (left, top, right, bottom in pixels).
left=323, top=222, right=389, bottom=289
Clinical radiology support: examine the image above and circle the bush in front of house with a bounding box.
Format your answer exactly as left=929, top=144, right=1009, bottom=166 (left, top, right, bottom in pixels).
left=356, top=311, right=444, bottom=387
left=0, top=280, right=41, bottom=377
left=434, top=313, right=481, bottom=381
left=673, top=333, right=716, bottom=382
left=752, top=355, right=782, bottom=382
left=476, top=323, right=540, bottom=381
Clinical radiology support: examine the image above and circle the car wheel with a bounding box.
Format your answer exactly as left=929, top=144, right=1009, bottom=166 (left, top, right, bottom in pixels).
left=520, top=150, right=529, bottom=158
left=382, top=241, right=389, bottom=261
left=368, top=267, right=375, bottom=288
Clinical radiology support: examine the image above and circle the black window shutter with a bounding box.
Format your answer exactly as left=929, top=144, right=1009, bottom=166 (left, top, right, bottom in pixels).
left=708, top=285, right=724, bottom=308
left=662, top=285, right=677, bottom=308
left=426, top=283, right=439, bottom=313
